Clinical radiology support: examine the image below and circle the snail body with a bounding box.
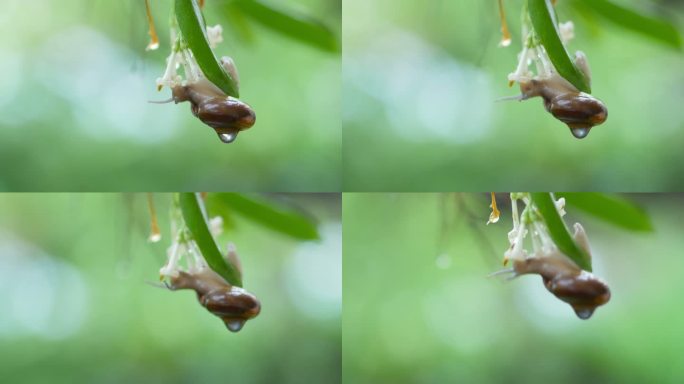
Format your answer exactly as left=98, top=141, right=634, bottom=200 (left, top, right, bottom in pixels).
left=518, top=52, right=607, bottom=139
left=167, top=268, right=261, bottom=332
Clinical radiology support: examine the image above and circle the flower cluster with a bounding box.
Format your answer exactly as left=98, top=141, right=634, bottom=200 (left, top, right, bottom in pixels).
left=155, top=24, right=225, bottom=91
left=506, top=12, right=576, bottom=85
left=490, top=193, right=610, bottom=319
left=158, top=207, right=234, bottom=280
left=502, top=193, right=574, bottom=266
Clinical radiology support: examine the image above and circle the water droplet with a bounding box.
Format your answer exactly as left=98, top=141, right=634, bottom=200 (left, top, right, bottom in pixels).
left=224, top=318, right=246, bottom=332
left=218, top=132, right=238, bottom=144
left=570, top=127, right=591, bottom=139
left=435, top=253, right=452, bottom=269
left=573, top=307, right=595, bottom=320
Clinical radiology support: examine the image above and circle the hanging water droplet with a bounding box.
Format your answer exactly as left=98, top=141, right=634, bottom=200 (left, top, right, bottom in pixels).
left=573, top=307, right=595, bottom=320
left=570, top=126, right=591, bottom=139
left=218, top=132, right=238, bottom=144
left=224, top=318, right=246, bottom=332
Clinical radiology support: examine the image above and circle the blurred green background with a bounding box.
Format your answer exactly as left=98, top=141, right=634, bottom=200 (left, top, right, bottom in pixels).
left=343, top=0, right=684, bottom=191
left=0, top=0, right=340, bottom=191
left=343, top=193, right=684, bottom=384
left=0, top=193, right=341, bottom=384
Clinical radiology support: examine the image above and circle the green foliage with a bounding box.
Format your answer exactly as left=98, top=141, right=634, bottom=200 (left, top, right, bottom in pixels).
left=530, top=192, right=592, bottom=271
left=0, top=0, right=340, bottom=191
left=558, top=192, right=653, bottom=232
left=342, top=0, right=684, bottom=192
left=343, top=193, right=684, bottom=384
left=0, top=194, right=341, bottom=384
left=528, top=0, right=591, bottom=93
left=175, top=0, right=240, bottom=97
left=570, top=0, right=682, bottom=50
left=175, top=0, right=340, bottom=97
left=227, top=0, right=340, bottom=53
left=528, top=0, right=681, bottom=93
left=179, top=192, right=243, bottom=286
left=207, top=193, right=320, bottom=241
left=180, top=192, right=319, bottom=285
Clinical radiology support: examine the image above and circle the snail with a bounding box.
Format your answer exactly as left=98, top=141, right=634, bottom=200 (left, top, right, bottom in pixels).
left=154, top=56, right=256, bottom=144
left=501, top=224, right=611, bottom=319
left=166, top=268, right=261, bottom=332
left=510, top=251, right=611, bottom=319
left=516, top=52, right=607, bottom=139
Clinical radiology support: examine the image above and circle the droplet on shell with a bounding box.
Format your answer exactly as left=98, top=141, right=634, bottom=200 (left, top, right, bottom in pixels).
left=573, top=307, right=595, bottom=320
left=218, top=132, right=238, bottom=144
left=570, top=126, right=591, bottom=139
left=224, top=318, right=246, bottom=332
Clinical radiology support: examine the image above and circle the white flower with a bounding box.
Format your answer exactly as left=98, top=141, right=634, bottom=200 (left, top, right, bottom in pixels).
left=571, top=222, right=592, bottom=260
left=209, top=216, right=224, bottom=236
left=506, top=16, right=579, bottom=86
left=156, top=50, right=182, bottom=90
left=559, top=21, right=575, bottom=44
left=504, top=220, right=528, bottom=263
left=554, top=197, right=566, bottom=217
left=508, top=45, right=534, bottom=84
left=159, top=209, right=230, bottom=280
left=154, top=24, right=230, bottom=93
left=160, top=241, right=183, bottom=278
left=207, top=24, right=224, bottom=49
left=225, top=242, right=242, bottom=280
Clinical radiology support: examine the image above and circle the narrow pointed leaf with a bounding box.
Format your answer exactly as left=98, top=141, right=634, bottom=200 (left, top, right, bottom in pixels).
left=180, top=193, right=243, bottom=287
left=531, top=192, right=592, bottom=271
left=557, top=193, right=653, bottom=232
left=208, top=193, right=320, bottom=240
left=175, top=0, right=240, bottom=97
left=528, top=0, right=591, bottom=93
left=230, top=0, right=339, bottom=53
left=571, top=0, right=682, bottom=50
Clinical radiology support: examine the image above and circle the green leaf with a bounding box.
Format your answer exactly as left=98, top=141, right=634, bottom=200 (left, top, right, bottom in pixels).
left=556, top=193, right=653, bottom=232
left=179, top=193, right=243, bottom=287
left=528, top=0, right=591, bottom=93
left=570, top=0, right=682, bottom=50
left=207, top=193, right=320, bottom=240
left=530, top=193, right=592, bottom=271
left=204, top=196, right=238, bottom=230
left=175, top=0, right=240, bottom=97
left=230, top=0, right=339, bottom=53
left=223, top=3, right=256, bottom=44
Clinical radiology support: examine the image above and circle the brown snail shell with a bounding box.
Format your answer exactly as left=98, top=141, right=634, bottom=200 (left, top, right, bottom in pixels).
left=519, top=71, right=607, bottom=139
left=171, top=81, right=256, bottom=144
left=168, top=269, right=261, bottom=332
left=544, top=92, right=607, bottom=139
